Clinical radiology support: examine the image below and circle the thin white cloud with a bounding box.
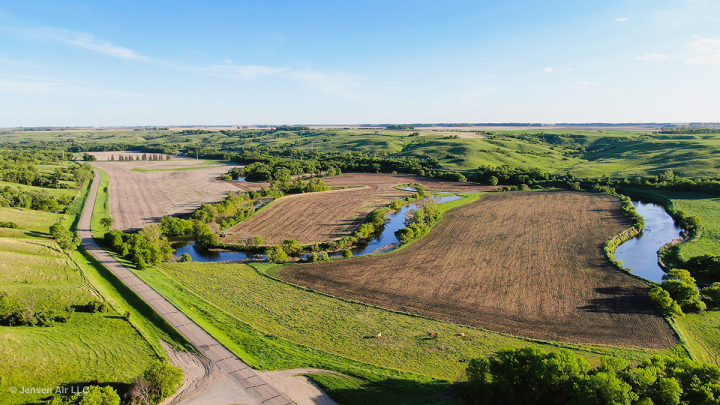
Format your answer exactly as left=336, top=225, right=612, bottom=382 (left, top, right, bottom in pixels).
left=636, top=53, right=668, bottom=60
left=0, top=76, right=153, bottom=97
left=15, top=26, right=147, bottom=60
left=284, top=70, right=380, bottom=104
left=565, top=67, right=573, bottom=71
left=0, top=58, right=42, bottom=68
left=202, top=64, right=289, bottom=80
left=543, top=67, right=553, bottom=73
left=686, top=35, right=720, bottom=64
left=616, top=17, right=629, bottom=21
left=569, top=81, right=603, bottom=89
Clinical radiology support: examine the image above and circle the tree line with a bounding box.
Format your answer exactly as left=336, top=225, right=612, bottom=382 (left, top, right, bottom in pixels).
left=464, top=346, right=720, bottom=405
left=226, top=152, right=467, bottom=182
left=657, top=127, right=720, bottom=134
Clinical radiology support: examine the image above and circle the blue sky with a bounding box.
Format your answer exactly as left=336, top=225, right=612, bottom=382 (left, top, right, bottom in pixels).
left=1, top=0, right=719, bottom=126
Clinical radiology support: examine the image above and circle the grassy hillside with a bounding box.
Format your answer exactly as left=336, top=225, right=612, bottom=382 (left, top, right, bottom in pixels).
left=0, top=207, right=157, bottom=405
left=5, top=128, right=720, bottom=179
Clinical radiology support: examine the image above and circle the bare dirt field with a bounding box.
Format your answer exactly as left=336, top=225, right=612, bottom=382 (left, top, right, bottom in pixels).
left=91, top=154, right=266, bottom=231
left=223, top=185, right=411, bottom=245
left=276, top=191, right=677, bottom=349
left=322, top=173, right=499, bottom=192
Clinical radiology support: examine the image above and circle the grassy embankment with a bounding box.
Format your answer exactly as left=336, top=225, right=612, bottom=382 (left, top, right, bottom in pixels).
left=89, top=167, right=111, bottom=234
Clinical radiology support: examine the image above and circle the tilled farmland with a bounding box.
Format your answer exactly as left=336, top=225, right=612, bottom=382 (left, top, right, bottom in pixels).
left=92, top=156, right=266, bottom=231
left=222, top=185, right=411, bottom=245
left=276, top=191, right=678, bottom=349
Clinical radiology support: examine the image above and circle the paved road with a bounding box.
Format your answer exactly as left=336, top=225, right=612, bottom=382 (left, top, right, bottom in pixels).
left=79, top=168, right=293, bottom=405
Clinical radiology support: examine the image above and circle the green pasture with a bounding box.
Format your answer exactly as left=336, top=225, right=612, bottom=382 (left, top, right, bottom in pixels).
left=139, top=261, right=671, bottom=382
left=0, top=180, right=76, bottom=200
left=0, top=216, right=157, bottom=405
left=0, top=208, right=62, bottom=238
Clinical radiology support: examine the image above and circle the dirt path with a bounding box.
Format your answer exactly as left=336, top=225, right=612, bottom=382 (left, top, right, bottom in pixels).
left=161, top=343, right=341, bottom=405
left=161, top=341, right=260, bottom=405
left=258, top=369, right=341, bottom=405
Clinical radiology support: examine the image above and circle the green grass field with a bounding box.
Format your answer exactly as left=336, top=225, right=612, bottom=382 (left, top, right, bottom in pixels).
left=0, top=222, right=157, bottom=405
left=0, top=180, right=77, bottom=200
left=0, top=167, right=192, bottom=404
left=140, top=261, right=672, bottom=379
left=0, top=208, right=62, bottom=238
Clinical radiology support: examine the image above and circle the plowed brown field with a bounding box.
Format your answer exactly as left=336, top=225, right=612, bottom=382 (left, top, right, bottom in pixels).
left=322, top=173, right=499, bottom=192
left=276, top=191, right=677, bottom=348
left=92, top=157, right=267, bottom=231
left=223, top=185, right=411, bottom=245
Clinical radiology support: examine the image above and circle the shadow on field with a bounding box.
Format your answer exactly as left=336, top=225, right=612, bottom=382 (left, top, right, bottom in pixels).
left=306, top=374, right=457, bottom=405
left=26, top=230, right=50, bottom=238
left=579, top=286, right=656, bottom=315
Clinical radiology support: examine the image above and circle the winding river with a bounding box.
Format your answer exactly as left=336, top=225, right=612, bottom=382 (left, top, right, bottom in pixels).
left=174, top=194, right=464, bottom=262
left=613, top=200, right=684, bottom=283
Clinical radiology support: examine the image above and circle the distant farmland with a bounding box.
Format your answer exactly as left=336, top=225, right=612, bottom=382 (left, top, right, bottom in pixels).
left=223, top=185, right=411, bottom=245
left=276, top=191, right=677, bottom=348
left=91, top=155, right=265, bottom=231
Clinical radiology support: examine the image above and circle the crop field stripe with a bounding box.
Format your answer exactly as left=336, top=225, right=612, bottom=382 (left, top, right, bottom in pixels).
left=146, top=259, right=675, bottom=387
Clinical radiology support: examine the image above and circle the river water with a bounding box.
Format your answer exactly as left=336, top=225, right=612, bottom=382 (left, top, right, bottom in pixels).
left=613, top=200, right=684, bottom=283
left=174, top=194, right=464, bottom=262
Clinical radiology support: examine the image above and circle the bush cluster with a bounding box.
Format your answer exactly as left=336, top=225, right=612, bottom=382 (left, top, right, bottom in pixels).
left=395, top=201, right=442, bottom=244
left=465, top=346, right=720, bottom=405
left=0, top=293, right=72, bottom=327
left=103, top=224, right=173, bottom=269
left=649, top=269, right=705, bottom=316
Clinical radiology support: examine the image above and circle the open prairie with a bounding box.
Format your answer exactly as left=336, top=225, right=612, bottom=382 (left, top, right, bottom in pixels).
left=322, top=173, right=499, bottom=192
left=277, top=191, right=677, bottom=348
left=90, top=156, right=266, bottom=231
left=223, top=185, right=411, bottom=245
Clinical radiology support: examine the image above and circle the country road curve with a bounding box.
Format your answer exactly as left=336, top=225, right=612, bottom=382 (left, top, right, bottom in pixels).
left=78, top=168, right=293, bottom=405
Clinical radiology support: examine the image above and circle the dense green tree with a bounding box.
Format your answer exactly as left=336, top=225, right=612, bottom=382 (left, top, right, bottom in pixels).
left=702, top=282, right=720, bottom=304
left=465, top=348, right=720, bottom=405
left=50, top=223, right=81, bottom=251
left=267, top=246, right=288, bottom=263
left=99, top=216, right=114, bottom=231
left=48, top=385, right=121, bottom=405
